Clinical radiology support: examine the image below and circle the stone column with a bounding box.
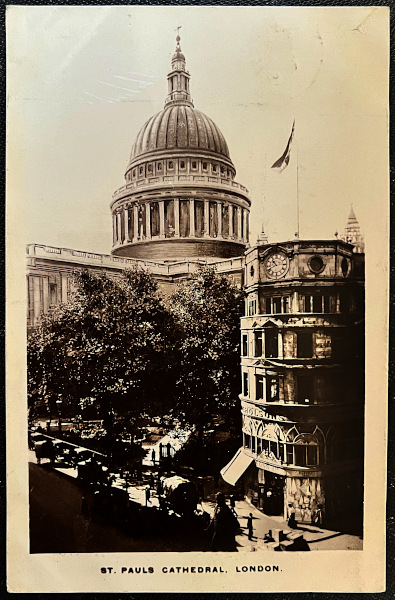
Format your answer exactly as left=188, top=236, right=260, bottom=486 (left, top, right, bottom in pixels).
left=123, top=205, right=130, bottom=242
left=159, top=200, right=165, bottom=238
left=217, top=202, right=222, bottom=238
left=133, top=204, right=138, bottom=241
left=145, top=203, right=151, bottom=239
left=292, top=291, right=298, bottom=314
left=204, top=199, right=210, bottom=237
left=229, top=204, right=233, bottom=238
left=278, top=331, right=284, bottom=359
left=174, top=199, right=180, bottom=237
left=243, top=209, right=249, bottom=243
left=61, top=273, right=68, bottom=304
left=189, top=199, right=195, bottom=237
left=117, top=211, right=122, bottom=243
left=237, top=207, right=242, bottom=241
left=112, top=213, right=116, bottom=245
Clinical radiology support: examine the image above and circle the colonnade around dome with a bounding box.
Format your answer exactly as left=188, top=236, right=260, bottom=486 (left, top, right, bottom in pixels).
left=111, top=196, right=249, bottom=255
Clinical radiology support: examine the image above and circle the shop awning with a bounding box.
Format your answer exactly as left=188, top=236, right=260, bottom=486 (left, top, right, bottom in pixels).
left=220, top=448, right=254, bottom=486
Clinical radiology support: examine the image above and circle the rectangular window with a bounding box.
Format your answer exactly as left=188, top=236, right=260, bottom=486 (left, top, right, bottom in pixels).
left=254, top=331, right=263, bottom=357
left=304, top=295, right=312, bottom=312
left=147, top=163, right=153, bottom=173
left=133, top=168, right=136, bottom=178
left=212, top=164, right=217, bottom=172
left=203, top=162, right=207, bottom=170
left=180, top=160, right=185, bottom=169
left=191, top=161, right=197, bottom=169
left=168, top=161, right=174, bottom=169
left=339, top=292, right=348, bottom=312
left=242, top=334, right=248, bottom=356
left=157, top=162, right=162, bottom=171
left=297, top=331, right=313, bottom=358
left=139, top=166, right=144, bottom=175
left=248, top=299, right=257, bottom=316
left=298, top=376, right=314, bottom=404
left=286, top=445, right=294, bottom=465
left=273, top=297, right=282, bottom=313
left=331, top=334, right=344, bottom=360
left=265, top=298, right=272, bottom=314
left=266, top=376, right=279, bottom=402
left=313, top=295, right=322, bottom=312
left=243, top=372, right=249, bottom=396
left=264, top=329, right=278, bottom=358
left=255, top=375, right=264, bottom=401
left=323, top=295, right=330, bottom=313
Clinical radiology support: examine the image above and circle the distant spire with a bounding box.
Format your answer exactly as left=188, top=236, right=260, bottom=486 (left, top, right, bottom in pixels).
left=257, top=224, right=268, bottom=246
left=165, top=28, right=193, bottom=108
left=341, top=204, right=364, bottom=253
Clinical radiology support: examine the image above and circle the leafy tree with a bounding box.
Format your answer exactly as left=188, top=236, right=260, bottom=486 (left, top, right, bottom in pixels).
left=27, top=267, right=178, bottom=450
left=169, top=265, right=244, bottom=443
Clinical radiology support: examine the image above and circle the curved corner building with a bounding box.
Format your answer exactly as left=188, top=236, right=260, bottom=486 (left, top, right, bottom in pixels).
left=111, top=36, right=251, bottom=260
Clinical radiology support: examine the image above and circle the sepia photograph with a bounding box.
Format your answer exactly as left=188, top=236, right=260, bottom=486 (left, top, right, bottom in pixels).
left=6, top=4, right=388, bottom=593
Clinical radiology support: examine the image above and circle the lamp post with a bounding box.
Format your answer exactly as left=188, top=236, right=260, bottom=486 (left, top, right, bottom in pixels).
left=56, top=399, right=63, bottom=436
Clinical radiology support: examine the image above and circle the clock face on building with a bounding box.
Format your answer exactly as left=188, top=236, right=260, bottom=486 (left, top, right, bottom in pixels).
left=265, top=252, right=289, bottom=278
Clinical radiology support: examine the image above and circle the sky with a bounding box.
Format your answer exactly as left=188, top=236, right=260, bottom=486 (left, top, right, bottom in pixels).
left=7, top=5, right=389, bottom=255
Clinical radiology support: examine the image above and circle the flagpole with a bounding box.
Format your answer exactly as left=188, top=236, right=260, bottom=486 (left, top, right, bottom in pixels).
left=296, top=155, right=300, bottom=239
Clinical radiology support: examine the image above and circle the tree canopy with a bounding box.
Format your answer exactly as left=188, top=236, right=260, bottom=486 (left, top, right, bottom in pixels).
left=27, top=267, right=178, bottom=436
left=28, top=265, right=244, bottom=450
left=169, top=266, right=244, bottom=438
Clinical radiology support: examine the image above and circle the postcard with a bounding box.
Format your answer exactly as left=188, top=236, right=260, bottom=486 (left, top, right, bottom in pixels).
left=6, top=5, right=389, bottom=593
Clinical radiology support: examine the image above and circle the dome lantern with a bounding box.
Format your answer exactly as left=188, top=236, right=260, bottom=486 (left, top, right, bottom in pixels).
left=165, top=30, right=193, bottom=108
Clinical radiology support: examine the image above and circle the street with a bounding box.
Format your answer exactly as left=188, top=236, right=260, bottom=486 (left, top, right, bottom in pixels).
left=29, top=459, right=362, bottom=553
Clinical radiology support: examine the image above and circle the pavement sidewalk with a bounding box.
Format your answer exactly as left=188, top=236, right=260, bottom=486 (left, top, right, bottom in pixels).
left=202, top=498, right=363, bottom=552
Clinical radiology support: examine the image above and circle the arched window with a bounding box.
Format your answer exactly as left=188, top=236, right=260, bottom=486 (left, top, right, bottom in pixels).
left=294, top=433, right=320, bottom=467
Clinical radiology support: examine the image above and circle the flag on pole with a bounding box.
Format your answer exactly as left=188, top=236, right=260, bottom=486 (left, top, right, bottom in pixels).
left=271, top=120, right=295, bottom=172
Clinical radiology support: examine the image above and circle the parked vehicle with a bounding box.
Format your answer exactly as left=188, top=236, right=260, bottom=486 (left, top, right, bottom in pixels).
left=161, top=475, right=199, bottom=516
left=34, top=440, right=56, bottom=464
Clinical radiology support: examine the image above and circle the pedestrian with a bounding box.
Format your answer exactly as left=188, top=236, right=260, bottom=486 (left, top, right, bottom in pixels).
left=145, top=486, right=151, bottom=506
left=210, top=492, right=239, bottom=551
left=150, top=472, right=155, bottom=487
left=287, top=504, right=297, bottom=529
left=229, top=494, right=237, bottom=516
left=247, top=512, right=254, bottom=540
left=151, top=449, right=156, bottom=464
